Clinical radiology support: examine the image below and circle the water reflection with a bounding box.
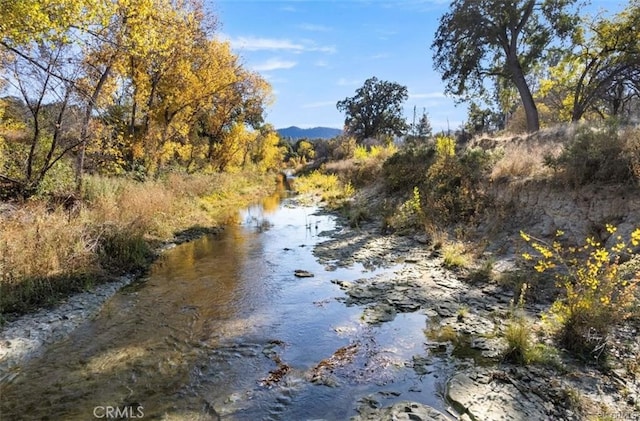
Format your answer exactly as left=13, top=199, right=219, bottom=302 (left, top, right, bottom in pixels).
left=0, top=192, right=452, bottom=420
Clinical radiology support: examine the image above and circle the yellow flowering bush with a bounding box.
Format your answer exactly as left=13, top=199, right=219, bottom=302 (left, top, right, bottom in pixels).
left=521, top=226, right=640, bottom=356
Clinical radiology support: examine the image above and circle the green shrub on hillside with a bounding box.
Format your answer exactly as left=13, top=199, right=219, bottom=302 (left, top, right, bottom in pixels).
left=382, top=146, right=436, bottom=193
left=383, top=138, right=494, bottom=227
left=387, top=186, right=425, bottom=232
left=423, top=142, right=494, bottom=224
left=544, top=122, right=639, bottom=186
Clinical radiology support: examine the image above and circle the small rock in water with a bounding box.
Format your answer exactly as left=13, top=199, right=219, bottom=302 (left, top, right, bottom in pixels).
left=294, top=269, right=314, bottom=278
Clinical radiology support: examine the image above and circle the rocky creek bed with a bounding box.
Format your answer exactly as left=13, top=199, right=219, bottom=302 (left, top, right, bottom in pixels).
left=313, top=214, right=640, bottom=421
left=1, top=206, right=638, bottom=420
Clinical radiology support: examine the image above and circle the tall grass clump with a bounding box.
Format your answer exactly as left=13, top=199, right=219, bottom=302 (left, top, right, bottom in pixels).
left=503, top=283, right=562, bottom=367
left=441, top=240, right=473, bottom=269
left=521, top=226, right=640, bottom=360
left=0, top=203, right=99, bottom=313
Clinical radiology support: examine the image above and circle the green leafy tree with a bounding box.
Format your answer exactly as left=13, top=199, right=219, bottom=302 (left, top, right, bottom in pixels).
left=432, top=0, right=579, bottom=133
left=336, top=76, right=409, bottom=142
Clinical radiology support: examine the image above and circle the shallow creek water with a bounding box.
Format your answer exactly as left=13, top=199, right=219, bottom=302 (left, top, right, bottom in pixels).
left=0, top=194, right=456, bottom=420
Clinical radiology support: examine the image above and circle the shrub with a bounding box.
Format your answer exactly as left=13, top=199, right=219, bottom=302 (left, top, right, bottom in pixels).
left=387, top=186, right=425, bottom=232
left=326, top=135, right=357, bottom=160
left=327, top=143, right=397, bottom=188
left=544, top=122, right=639, bottom=186
left=422, top=145, right=493, bottom=224
left=521, top=226, right=640, bottom=358
left=434, top=134, right=456, bottom=157
left=382, top=146, right=436, bottom=193
left=36, top=158, right=76, bottom=197
left=353, top=145, right=369, bottom=161
left=383, top=140, right=493, bottom=228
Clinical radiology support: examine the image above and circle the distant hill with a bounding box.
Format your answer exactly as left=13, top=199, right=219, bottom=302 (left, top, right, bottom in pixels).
left=277, top=126, right=342, bottom=140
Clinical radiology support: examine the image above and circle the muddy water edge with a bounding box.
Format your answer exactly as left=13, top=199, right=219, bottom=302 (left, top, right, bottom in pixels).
left=0, top=191, right=460, bottom=420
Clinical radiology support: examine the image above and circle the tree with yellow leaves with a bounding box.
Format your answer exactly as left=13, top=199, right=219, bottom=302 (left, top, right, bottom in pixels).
left=537, top=3, right=640, bottom=122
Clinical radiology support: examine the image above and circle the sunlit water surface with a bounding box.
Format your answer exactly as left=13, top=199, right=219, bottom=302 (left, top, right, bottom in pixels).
left=0, top=193, right=454, bottom=420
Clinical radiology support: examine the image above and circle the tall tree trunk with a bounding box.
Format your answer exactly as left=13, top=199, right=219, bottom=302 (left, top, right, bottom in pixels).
left=507, top=55, right=539, bottom=132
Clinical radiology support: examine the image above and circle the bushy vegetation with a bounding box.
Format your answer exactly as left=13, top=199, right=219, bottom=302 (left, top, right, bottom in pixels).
left=381, top=146, right=435, bottom=194
left=0, top=171, right=275, bottom=314
left=503, top=283, right=562, bottom=367
left=521, top=226, right=640, bottom=359
left=544, top=123, right=640, bottom=186
left=382, top=136, right=495, bottom=230
left=292, top=170, right=354, bottom=208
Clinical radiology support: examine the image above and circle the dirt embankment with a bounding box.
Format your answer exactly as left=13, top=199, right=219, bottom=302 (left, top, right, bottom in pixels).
left=480, top=180, right=640, bottom=251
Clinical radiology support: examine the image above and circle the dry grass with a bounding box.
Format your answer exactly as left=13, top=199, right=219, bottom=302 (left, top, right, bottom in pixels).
left=483, top=130, right=567, bottom=180
left=441, top=240, right=473, bottom=269
left=491, top=141, right=564, bottom=180
left=0, top=171, right=275, bottom=314
left=325, top=144, right=397, bottom=188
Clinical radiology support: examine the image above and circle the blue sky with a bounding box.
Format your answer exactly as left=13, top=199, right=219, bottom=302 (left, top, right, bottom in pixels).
left=209, top=0, right=627, bottom=131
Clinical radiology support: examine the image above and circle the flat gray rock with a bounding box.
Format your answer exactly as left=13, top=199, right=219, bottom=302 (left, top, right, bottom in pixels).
left=352, top=401, right=452, bottom=421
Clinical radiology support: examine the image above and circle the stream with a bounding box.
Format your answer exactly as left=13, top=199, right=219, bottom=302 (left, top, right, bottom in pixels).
left=0, top=193, right=456, bottom=420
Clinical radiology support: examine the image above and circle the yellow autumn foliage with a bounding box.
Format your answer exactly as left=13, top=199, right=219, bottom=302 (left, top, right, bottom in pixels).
left=521, top=227, right=639, bottom=355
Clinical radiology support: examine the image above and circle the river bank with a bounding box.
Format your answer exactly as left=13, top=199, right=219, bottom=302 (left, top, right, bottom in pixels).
left=313, top=211, right=640, bottom=421
left=0, top=226, right=225, bottom=379
left=1, top=187, right=638, bottom=420
left=0, top=171, right=276, bottom=380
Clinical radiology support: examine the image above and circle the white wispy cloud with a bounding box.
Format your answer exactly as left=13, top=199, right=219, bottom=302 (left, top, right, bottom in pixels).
left=314, top=60, right=330, bottom=67
left=368, top=53, right=390, bottom=60
left=252, top=58, right=297, bottom=72
left=337, top=78, right=361, bottom=86
left=302, top=101, right=336, bottom=109
left=409, top=92, right=446, bottom=99
left=222, top=35, right=335, bottom=54
left=297, top=23, right=333, bottom=32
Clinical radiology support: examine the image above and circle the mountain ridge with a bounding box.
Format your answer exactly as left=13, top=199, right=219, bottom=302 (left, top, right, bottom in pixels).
left=277, top=126, right=342, bottom=140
